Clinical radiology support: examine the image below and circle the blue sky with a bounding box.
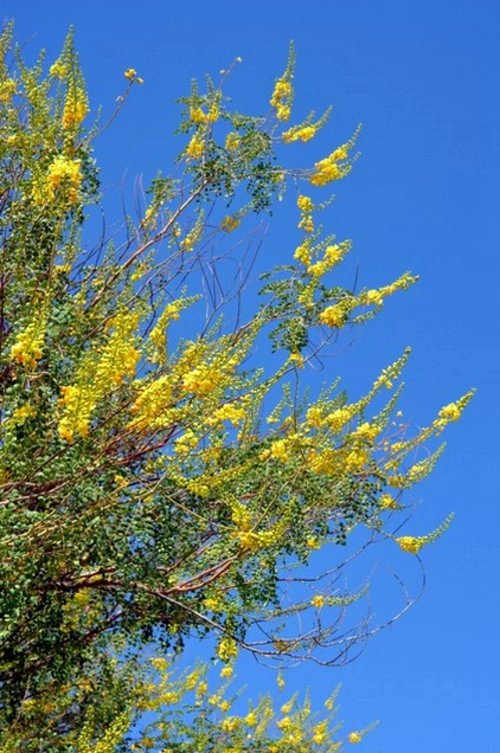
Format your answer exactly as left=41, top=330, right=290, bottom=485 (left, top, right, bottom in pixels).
left=6, top=1, right=499, bottom=750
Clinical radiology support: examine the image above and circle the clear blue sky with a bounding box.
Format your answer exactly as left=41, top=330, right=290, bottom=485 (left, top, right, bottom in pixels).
left=6, top=1, right=499, bottom=750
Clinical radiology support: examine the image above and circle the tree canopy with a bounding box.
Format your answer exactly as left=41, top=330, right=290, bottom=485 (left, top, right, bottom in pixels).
left=0, top=25, right=473, bottom=751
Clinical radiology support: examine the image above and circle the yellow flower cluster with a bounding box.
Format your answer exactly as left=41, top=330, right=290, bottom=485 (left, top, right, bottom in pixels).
left=360, top=271, right=418, bottom=307
left=182, top=351, right=240, bottom=398
left=129, top=374, right=174, bottom=432
left=225, top=132, right=240, bottom=150
left=190, top=103, right=219, bottom=124
left=396, top=536, right=424, bottom=554
left=379, top=493, right=399, bottom=510
left=35, top=154, right=83, bottom=205
left=310, top=145, right=351, bottom=186
left=297, top=195, right=313, bottom=213
left=0, top=78, right=16, bottom=102
left=185, top=133, right=204, bottom=159
left=348, top=731, right=363, bottom=744
left=210, top=402, right=247, bottom=426
left=294, top=240, right=313, bottom=266
left=58, top=311, right=140, bottom=442
left=123, top=68, right=143, bottom=83
left=76, top=711, right=130, bottom=753
left=181, top=364, right=221, bottom=396
left=318, top=298, right=353, bottom=329
left=282, top=124, right=317, bottom=143
left=10, top=318, right=46, bottom=368
left=49, top=60, right=67, bottom=78
left=306, top=241, right=350, bottom=277
left=180, top=213, right=204, bottom=252
left=308, top=446, right=368, bottom=476
left=221, top=215, right=240, bottom=232
left=148, top=297, right=197, bottom=364
left=312, top=721, right=328, bottom=745
left=311, top=594, right=326, bottom=608
left=270, top=78, right=292, bottom=121
left=10, top=403, right=37, bottom=425
left=62, top=88, right=88, bottom=129
left=320, top=272, right=417, bottom=329
left=217, top=636, right=238, bottom=663
left=396, top=513, right=454, bottom=554
left=174, top=429, right=199, bottom=456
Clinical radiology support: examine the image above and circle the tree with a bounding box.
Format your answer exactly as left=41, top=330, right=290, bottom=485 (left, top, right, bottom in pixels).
left=0, top=25, right=473, bottom=750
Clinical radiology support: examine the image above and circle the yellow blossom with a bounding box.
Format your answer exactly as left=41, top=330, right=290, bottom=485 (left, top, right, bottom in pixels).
left=269, top=439, right=289, bottom=462
left=10, top=318, right=46, bottom=368
left=319, top=301, right=352, bottom=328
left=217, top=636, right=238, bottom=663
left=186, top=134, right=205, bottom=159
left=311, top=594, right=326, bottom=608
left=306, top=536, right=320, bottom=549
left=10, top=403, right=36, bottom=425
left=225, top=132, right=240, bottom=150
left=282, top=124, right=317, bottom=143
left=124, top=68, right=137, bottom=80
left=312, top=721, right=328, bottom=745
left=297, top=195, right=313, bottom=213
left=379, top=493, right=398, bottom=510
left=348, top=731, right=362, bottom=744
left=396, top=535, right=424, bottom=554
left=0, top=78, right=17, bottom=101
left=62, top=88, right=88, bottom=129
left=363, top=289, right=383, bottom=307
left=438, top=402, right=461, bottom=422
left=221, top=215, right=240, bottom=232
left=49, top=60, right=68, bottom=78
left=210, top=403, right=246, bottom=426
left=40, top=154, right=83, bottom=205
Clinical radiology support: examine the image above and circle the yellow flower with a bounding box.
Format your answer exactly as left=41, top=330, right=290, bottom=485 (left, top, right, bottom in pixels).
left=10, top=319, right=46, bottom=368
left=363, top=289, right=383, bottom=307
left=306, top=536, right=320, bottom=549
left=124, top=68, right=137, bottom=80
left=269, top=439, right=289, bottom=462
left=221, top=215, right=240, bottom=232
left=319, top=302, right=350, bottom=328
left=186, top=134, right=204, bottom=159
left=225, top=132, right=240, bottom=150
left=0, top=78, right=17, bottom=102
left=438, top=402, right=461, bottom=421
left=220, top=665, right=234, bottom=678
left=311, top=594, right=326, bottom=608
left=217, top=636, right=238, bottom=662
left=49, top=60, right=67, bottom=78
left=396, top=535, right=424, bottom=554
left=379, top=493, right=398, bottom=510
left=11, top=403, right=36, bottom=424
left=288, top=352, right=304, bottom=367
left=43, top=155, right=83, bottom=204
left=150, top=656, right=169, bottom=671
left=282, top=124, right=317, bottom=143
left=62, top=88, right=88, bottom=129
left=297, top=195, right=313, bottom=213
left=190, top=106, right=206, bottom=123
left=348, top=731, right=362, bottom=744
left=312, top=721, right=328, bottom=745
